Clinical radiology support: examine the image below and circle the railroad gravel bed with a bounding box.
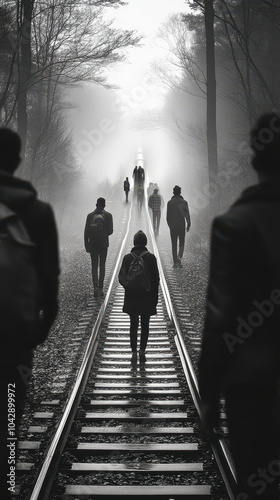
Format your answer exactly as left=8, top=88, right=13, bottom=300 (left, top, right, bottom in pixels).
left=16, top=201, right=129, bottom=498
left=16, top=201, right=227, bottom=500
left=157, top=222, right=209, bottom=375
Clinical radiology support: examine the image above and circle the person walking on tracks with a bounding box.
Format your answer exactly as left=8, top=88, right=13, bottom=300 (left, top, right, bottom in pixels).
left=147, top=182, right=154, bottom=200
left=199, top=113, right=280, bottom=500
left=0, top=128, right=59, bottom=500
left=119, top=230, right=159, bottom=364
left=84, top=197, right=113, bottom=298
left=148, top=188, right=162, bottom=236
left=166, top=185, right=191, bottom=268
left=137, top=185, right=144, bottom=213
left=124, top=177, right=130, bottom=203
left=138, top=165, right=145, bottom=185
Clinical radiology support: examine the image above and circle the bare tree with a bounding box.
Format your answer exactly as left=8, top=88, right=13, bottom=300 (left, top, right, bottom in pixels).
left=155, top=13, right=206, bottom=99
left=204, top=0, right=219, bottom=208
left=0, top=0, right=140, bottom=160
left=17, top=0, right=34, bottom=157
left=216, top=0, right=280, bottom=122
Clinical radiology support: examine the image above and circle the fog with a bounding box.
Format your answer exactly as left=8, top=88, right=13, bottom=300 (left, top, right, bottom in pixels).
left=1, top=0, right=277, bottom=248
left=62, top=1, right=197, bottom=211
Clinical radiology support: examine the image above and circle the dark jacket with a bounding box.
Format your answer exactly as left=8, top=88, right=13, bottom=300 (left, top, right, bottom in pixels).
left=0, top=170, right=59, bottom=364
left=199, top=180, right=280, bottom=409
left=124, top=180, right=130, bottom=192
left=166, top=195, right=191, bottom=230
left=148, top=193, right=161, bottom=212
left=84, top=208, right=113, bottom=251
left=118, top=245, right=159, bottom=315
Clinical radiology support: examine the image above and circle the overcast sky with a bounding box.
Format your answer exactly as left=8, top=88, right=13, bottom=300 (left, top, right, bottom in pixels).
left=73, top=1, right=192, bottom=188
left=106, top=0, right=190, bottom=95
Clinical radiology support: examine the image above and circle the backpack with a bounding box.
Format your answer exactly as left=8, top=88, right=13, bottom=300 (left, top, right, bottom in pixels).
left=88, top=211, right=106, bottom=248
left=0, top=203, right=39, bottom=344
left=90, top=212, right=104, bottom=231
left=126, top=251, right=151, bottom=293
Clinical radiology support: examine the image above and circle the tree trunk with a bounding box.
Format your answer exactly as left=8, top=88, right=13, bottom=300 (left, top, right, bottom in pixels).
left=17, top=0, right=34, bottom=160
left=204, top=0, right=219, bottom=211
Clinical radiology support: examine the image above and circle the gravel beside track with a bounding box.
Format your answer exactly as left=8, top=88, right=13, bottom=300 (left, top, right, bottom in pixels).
left=16, top=199, right=215, bottom=499
left=16, top=200, right=130, bottom=498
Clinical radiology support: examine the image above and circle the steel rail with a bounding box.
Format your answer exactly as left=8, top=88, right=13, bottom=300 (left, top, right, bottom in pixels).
left=144, top=200, right=238, bottom=500
left=29, top=202, right=134, bottom=500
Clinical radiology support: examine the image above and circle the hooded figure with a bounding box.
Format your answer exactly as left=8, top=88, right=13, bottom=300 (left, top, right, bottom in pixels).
left=118, top=230, right=159, bottom=363
left=0, top=128, right=59, bottom=500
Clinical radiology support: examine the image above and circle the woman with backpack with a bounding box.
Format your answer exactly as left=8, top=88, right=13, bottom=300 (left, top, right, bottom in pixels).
left=118, top=231, right=160, bottom=363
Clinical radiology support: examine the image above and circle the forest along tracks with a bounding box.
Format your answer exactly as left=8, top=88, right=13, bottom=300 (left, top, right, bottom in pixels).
left=18, top=201, right=235, bottom=500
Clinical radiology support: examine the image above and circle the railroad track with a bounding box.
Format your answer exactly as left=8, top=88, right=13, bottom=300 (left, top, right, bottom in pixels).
left=16, top=200, right=237, bottom=500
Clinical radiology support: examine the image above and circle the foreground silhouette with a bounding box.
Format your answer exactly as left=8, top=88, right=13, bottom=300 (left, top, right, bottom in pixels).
left=199, top=113, right=280, bottom=500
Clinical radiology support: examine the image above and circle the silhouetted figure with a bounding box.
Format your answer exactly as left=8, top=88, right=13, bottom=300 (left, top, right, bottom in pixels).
left=137, top=186, right=144, bottom=213
left=166, top=185, right=191, bottom=268
left=133, top=165, right=138, bottom=181
left=133, top=166, right=140, bottom=197
left=124, top=177, right=130, bottom=203
left=147, top=182, right=154, bottom=199
left=84, top=197, right=113, bottom=297
left=119, top=231, right=159, bottom=363
left=138, top=166, right=145, bottom=184
left=199, top=113, right=280, bottom=500
left=0, top=129, right=59, bottom=500
left=159, top=191, right=165, bottom=210
left=148, top=188, right=161, bottom=236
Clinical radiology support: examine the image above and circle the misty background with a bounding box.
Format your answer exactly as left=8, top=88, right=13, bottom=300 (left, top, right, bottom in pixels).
left=1, top=0, right=279, bottom=252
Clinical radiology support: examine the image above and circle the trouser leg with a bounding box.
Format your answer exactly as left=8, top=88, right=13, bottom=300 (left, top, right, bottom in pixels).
left=156, top=211, right=161, bottom=232
left=129, top=314, right=139, bottom=352
left=90, top=251, right=98, bottom=288
left=170, top=229, right=178, bottom=265
left=152, top=211, right=156, bottom=232
left=99, top=247, right=108, bottom=288
left=178, top=230, right=185, bottom=259
left=140, top=315, right=150, bottom=351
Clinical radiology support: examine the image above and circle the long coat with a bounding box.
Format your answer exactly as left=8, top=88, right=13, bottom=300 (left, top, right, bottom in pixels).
left=199, top=179, right=280, bottom=408
left=118, top=245, right=159, bottom=316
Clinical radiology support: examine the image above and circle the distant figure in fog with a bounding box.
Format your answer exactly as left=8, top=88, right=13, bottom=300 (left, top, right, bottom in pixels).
left=133, top=165, right=138, bottom=181
left=138, top=165, right=145, bottom=184
left=166, top=185, right=191, bottom=268
left=147, top=182, right=154, bottom=199
left=0, top=129, right=59, bottom=500
left=124, top=177, right=130, bottom=203
left=137, top=185, right=144, bottom=213
left=119, top=230, right=159, bottom=363
left=199, top=113, right=280, bottom=500
left=133, top=166, right=141, bottom=197
left=84, top=197, right=113, bottom=298
left=148, top=188, right=161, bottom=236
